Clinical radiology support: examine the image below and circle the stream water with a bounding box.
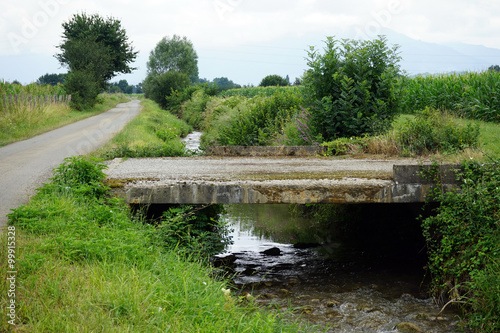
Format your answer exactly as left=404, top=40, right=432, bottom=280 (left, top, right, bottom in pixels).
left=216, top=204, right=461, bottom=333
left=181, top=132, right=461, bottom=332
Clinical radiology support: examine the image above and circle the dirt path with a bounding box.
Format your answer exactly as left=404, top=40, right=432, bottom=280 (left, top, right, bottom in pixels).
left=0, top=99, right=142, bottom=228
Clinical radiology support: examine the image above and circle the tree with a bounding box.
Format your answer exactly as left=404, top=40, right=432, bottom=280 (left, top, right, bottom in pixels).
left=37, top=73, right=67, bottom=86
left=488, top=65, right=500, bottom=72
left=55, top=13, right=137, bottom=109
left=213, top=77, right=241, bottom=91
left=259, top=74, right=289, bottom=87
left=303, top=36, right=401, bottom=140
left=146, top=35, right=199, bottom=83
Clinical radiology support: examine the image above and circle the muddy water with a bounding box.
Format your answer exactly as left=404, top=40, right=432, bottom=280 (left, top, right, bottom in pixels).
left=217, top=204, right=461, bottom=333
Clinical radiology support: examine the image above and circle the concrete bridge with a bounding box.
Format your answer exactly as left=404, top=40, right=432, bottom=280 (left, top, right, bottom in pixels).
left=104, top=156, right=461, bottom=205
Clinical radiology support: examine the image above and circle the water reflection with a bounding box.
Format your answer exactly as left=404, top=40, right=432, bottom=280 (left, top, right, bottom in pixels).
left=219, top=204, right=460, bottom=333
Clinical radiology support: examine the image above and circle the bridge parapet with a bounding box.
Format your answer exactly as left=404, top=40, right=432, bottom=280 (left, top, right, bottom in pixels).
left=105, top=157, right=462, bottom=205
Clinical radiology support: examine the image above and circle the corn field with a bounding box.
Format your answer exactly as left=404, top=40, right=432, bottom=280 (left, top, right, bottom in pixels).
left=0, top=82, right=69, bottom=111
left=218, top=85, right=303, bottom=98
left=398, top=71, right=500, bottom=122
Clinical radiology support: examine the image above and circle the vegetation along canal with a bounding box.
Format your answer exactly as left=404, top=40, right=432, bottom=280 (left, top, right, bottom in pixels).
left=177, top=133, right=460, bottom=331
left=214, top=204, right=461, bottom=332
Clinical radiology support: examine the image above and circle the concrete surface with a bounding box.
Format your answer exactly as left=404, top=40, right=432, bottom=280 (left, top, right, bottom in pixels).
left=0, top=100, right=142, bottom=228
left=105, top=157, right=462, bottom=204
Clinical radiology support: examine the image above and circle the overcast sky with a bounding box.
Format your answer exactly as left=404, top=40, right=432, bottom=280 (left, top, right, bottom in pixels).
left=1, top=0, right=500, bottom=85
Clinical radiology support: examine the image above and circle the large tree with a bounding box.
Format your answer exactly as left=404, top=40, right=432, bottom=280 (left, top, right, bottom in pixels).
left=146, top=35, right=199, bottom=83
left=55, top=13, right=137, bottom=109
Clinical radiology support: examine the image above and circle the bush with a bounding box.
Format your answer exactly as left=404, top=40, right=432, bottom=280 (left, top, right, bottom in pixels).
left=421, top=160, right=500, bottom=332
left=202, top=88, right=304, bottom=146
left=395, top=108, right=480, bottom=155
left=154, top=205, right=232, bottom=258
left=64, top=70, right=101, bottom=110
left=143, top=71, right=190, bottom=110
left=303, top=36, right=401, bottom=141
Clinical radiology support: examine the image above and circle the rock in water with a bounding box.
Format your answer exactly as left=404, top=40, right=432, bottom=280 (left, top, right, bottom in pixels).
left=262, top=247, right=281, bottom=256
left=395, top=322, right=422, bottom=332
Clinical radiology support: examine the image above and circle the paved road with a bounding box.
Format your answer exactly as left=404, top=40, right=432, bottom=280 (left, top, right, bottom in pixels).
left=0, top=99, right=142, bottom=228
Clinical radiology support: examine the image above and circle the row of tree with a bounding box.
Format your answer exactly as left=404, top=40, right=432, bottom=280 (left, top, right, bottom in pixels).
left=48, top=12, right=303, bottom=110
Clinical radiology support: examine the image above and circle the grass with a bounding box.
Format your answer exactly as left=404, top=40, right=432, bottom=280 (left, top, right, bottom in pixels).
left=90, top=98, right=192, bottom=159
left=0, top=93, right=130, bottom=147
left=0, top=156, right=308, bottom=332
left=321, top=112, right=500, bottom=161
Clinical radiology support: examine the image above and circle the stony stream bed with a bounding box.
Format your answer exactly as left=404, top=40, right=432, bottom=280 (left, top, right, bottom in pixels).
left=215, top=204, right=461, bottom=333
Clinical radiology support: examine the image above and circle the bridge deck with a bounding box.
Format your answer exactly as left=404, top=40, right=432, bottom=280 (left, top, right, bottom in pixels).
left=104, top=157, right=460, bottom=204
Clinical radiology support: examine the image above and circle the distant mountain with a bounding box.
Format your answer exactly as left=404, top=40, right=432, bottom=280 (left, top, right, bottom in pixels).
left=380, top=29, right=500, bottom=74
left=256, top=28, right=500, bottom=77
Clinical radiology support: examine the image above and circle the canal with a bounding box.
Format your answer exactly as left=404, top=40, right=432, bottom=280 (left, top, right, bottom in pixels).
left=215, top=204, right=461, bottom=333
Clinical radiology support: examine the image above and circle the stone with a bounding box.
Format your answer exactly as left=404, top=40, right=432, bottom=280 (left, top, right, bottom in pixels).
left=395, top=322, right=422, bottom=332
left=262, top=247, right=281, bottom=256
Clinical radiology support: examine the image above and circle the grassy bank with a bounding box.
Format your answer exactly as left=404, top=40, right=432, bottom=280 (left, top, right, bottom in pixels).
left=0, top=93, right=130, bottom=147
left=1, top=156, right=307, bottom=332
left=90, top=98, right=192, bottom=159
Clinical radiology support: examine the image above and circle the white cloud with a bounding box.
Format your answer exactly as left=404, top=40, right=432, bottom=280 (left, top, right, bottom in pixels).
left=1, top=0, right=500, bottom=84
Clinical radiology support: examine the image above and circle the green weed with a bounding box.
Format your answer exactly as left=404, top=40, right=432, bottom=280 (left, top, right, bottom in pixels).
left=1, top=156, right=308, bottom=332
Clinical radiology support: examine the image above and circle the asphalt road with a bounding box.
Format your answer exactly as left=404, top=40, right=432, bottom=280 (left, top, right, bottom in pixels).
left=0, top=99, right=142, bottom=228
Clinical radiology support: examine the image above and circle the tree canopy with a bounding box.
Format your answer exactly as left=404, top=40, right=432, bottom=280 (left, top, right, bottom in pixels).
left=146, top=35, right=199, bottom=83
left=55, top=13, right=137, bottom=109
left=56, top=13, right=138, bottom=82
left=37, top=73, right=67, bottom=86
left=259, top=74, right=290, bottom=87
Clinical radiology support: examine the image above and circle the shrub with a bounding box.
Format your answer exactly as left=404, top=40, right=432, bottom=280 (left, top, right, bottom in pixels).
left=395, top=108, right=480, bottom=156
left=154, top=205, right=232, bottom=258
left=64, top=70, right=101, bottom=110
left=421, top=160, right=500, bottom=332
left=143, top=71, right=190, bottom=110
left=202, top=88, right=304, bottom=146
left=303, top=36, right=401, bottom=141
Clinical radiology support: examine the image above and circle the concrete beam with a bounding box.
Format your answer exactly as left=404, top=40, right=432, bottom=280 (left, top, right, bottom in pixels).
left=105, top=157, right=462, bottom=205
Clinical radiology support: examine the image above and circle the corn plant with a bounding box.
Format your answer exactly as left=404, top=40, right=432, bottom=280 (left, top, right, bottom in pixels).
left=398, top=71, right=500, bottom=122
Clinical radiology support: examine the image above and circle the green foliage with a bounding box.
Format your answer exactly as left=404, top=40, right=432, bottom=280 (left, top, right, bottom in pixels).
left=395, top=107, right=480, bottom=156
left=303, top=36, right=401, bottom=141
left=47, top=156, right=108, bottom=198
left=321, top=136, right=368, bottom=156
left=64, top=70, right=102, bottom=110
left=212, top=77, right=241, bottom=91
left=57, top=13, right=137, bottom=81
left=36, top=73, right=67, bottom=86
left=421, top=160, right=500, bottom=331
left=398, top=71, right=500, bottom=122
left=3, top=156, right=306, bottom=332
left=181, top=89, right=212, bottom=129
left=219, top=85, right=303, bottom=98
left=146, top=35, right=199, bottom=83
left=259, top=74, right=289, bottom=87
left=155, top=205, right=232, bottom=258
left=203, top=87, right=305, bottom=146
left=94, top=98, right=192, bottom=159
left=56, top=12, right=137, bottom=109
left=143, top=71, right=190, bottom=110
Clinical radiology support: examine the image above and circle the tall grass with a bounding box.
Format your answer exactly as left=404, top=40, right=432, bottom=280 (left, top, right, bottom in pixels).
left=91, top=98, right=192, bottom=159
left=0, top=92, right=129, bottom=147
left=0, top=156, right=308, bottom=332
left=0, top=81, right=66, bottom=99
left=398, top=71, right=500, bottom=122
